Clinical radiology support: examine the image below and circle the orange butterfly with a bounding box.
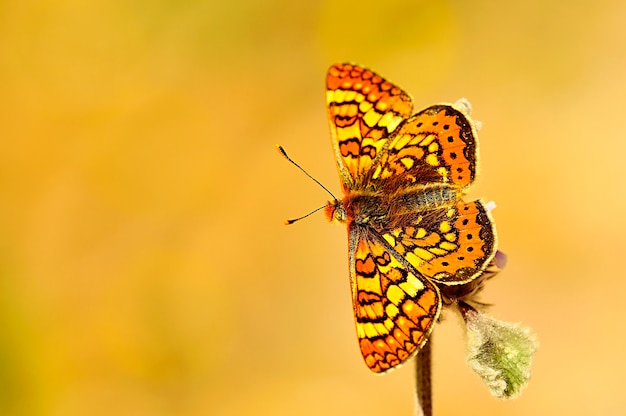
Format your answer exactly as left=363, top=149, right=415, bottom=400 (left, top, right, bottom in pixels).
left=283, top=63, right=498, bottom=373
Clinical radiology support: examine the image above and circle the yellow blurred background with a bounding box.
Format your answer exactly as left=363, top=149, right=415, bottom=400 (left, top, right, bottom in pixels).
left=1, top=0, right=625, bottom=414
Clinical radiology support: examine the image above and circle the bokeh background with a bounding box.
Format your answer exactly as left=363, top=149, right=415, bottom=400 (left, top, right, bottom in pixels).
left=1, top=0, right=625, bottom=414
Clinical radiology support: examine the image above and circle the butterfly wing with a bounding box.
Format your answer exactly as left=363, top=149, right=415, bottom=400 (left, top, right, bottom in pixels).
left=378, top=200, right=497, bottom=285
left=372, top=104, right=479, bottom=190
left=326, top=63, right=413, bottom=190
left=349, top=227, right=441, bottom=373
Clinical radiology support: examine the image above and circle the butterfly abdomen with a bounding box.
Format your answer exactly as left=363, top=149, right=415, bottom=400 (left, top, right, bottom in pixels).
left=402, top=184, right=458, bottom=211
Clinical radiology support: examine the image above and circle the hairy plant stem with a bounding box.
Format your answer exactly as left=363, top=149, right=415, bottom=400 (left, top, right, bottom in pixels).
left=415, top=337, right=432, bottom=416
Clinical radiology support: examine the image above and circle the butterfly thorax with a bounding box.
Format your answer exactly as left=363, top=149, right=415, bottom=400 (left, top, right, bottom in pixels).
left=326, top=184, right=460, bottom=229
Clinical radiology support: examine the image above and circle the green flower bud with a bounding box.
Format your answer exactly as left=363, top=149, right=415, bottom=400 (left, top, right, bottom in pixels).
left=463, top=307, right=538, bottom=399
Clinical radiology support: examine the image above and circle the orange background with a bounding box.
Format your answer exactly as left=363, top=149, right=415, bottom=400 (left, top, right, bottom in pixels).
left=1, top=0, right=624, bottom=415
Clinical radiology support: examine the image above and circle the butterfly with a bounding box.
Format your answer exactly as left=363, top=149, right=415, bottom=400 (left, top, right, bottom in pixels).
left=322, top=63, right=498, bottom=373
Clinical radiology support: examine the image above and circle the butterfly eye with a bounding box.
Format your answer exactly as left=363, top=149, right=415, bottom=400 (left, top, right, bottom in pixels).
left=333, top=204, right=347, bottom=222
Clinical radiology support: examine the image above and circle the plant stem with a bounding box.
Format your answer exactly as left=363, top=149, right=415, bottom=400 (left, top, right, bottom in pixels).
left=415, top=337, right=432, bottom=416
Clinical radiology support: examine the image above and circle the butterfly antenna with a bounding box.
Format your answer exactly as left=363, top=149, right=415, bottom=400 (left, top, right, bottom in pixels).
left=276, top=145, right=337, bottom=200
left=284, top=205, right=326, bottom=225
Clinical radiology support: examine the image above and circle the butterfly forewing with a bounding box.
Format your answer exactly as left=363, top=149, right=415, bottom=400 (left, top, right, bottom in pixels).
left=326, top=63, right=413, bottom=189
left=351, top=232, right=441, bottom=373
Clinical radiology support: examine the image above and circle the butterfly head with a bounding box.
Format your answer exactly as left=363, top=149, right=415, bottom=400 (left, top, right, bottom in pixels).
left=325, top=199, right=347, bottom=223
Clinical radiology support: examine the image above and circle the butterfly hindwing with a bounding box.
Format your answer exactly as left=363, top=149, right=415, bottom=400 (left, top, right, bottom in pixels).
left=372, top=104, right=478, bottom=189
left=379, top=200, right=497, bottom=285
left=350, top=229, right=441, bottom=373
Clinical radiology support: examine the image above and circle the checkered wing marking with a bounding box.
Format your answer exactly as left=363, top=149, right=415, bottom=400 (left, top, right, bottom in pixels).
left=380, top=200, right=497, bottom=285
left=327, top=63, right=413, bottom=189
left=372, top=105, right=478, bottom=189
left=351, top=232, right=441, bottom=373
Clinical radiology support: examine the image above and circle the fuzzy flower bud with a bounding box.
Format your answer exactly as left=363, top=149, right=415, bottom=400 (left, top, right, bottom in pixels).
left=462, top=307, right=538, bottom=399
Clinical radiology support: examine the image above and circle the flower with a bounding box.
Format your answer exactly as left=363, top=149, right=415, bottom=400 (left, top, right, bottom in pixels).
left=461, top=305, right=538, bottom=399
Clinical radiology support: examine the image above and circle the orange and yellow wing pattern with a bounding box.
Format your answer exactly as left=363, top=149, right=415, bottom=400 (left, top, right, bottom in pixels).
left=372, top=104, right=478, bottom=190
left=350, top=232, right=441, bottom=373
left=324, top=63, right=498, bottom=373
left=379, top=200, right=497, bottom=285
left=326, top=63, right=413, bottom=189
